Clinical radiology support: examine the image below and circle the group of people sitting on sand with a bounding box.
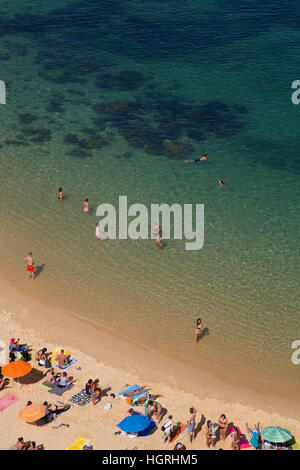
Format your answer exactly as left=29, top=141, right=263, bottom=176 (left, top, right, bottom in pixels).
left=13, top=437, right=44, bottom=451
left=9, top=338, right=31, bottom=362
left=85, top=378, right=102, bottom=405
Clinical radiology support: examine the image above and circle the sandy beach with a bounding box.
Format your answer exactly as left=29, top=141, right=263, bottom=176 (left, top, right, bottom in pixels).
left=0, top=279, right=299, bottom=451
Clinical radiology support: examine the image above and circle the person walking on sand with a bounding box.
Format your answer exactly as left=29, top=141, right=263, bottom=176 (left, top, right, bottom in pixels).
left=187, top=406, right=197, bottom=443
left=195, top=318, right=203, bottom=344
left=24, top=252, right=35, bottom=279
left=83, top=199, right=89, bottom=215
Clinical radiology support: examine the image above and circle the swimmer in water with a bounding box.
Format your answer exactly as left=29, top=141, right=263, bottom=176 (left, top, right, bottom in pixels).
left=155, top=235, right=163, bottom=248
left=218, top=180, right=228, bottom=189
left=185, top=154, right=209, bottom=163
left=58, top=187, right=63, bottom=202
left=83, top=199, right=89, bottom=214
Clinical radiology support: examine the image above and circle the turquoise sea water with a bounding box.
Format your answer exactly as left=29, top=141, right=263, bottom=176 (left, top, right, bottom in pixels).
left=0, top=0, right=299, bottom=400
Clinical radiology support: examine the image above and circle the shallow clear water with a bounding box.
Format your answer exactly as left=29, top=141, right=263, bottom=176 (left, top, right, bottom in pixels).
left=0, top=0, right=299, bottom=400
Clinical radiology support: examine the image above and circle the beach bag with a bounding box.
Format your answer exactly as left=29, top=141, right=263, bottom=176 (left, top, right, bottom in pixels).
left=45, top=359, right=51, bottom=368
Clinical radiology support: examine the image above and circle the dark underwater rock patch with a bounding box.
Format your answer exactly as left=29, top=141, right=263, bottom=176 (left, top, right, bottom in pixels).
left=79, top=137, right=106, bottom=149
left=95, top=70, right=146, bottom=91
left=64, top=133, right=80, bottom=144
left=18, top=113, right=38, bottom=124
left=28, top=128, right=52, bottom=143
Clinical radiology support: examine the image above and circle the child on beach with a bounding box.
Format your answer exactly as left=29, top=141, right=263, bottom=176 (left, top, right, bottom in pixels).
left=83, top=199, right=89, bottom=215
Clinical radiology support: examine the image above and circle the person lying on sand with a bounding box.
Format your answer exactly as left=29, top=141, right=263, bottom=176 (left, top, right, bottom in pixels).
left=43, top=401, right=70, bottom=416
left=135, top=393, right=161, bottom=406
left=56, top=349, right=71, bottom=366
left=0, top=374, right=9, bottom=390
left=123, top=387, right=147, bottom=398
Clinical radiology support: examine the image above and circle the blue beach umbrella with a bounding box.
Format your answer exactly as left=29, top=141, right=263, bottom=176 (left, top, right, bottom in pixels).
left=117, top=414, right=151, bottom=433
left=261, top=426, right=292, bottom=443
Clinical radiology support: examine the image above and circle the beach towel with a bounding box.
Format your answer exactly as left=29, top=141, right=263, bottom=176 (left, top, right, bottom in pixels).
left=118, top=384, right=141, bottom=399
left=69, top=389, right=92, bottom=406
left=49, top=348, right=72, bottom=367
left=56, top=357, right=78, bottom=370
left=66, top=437, right=88, bottom=450
left=0, top=393, right=20, bottom=411
left=228, top=425, right=251, bottom=450
left=41, top=381, right=75, bottom=396
left=175, top=424, right=188, bottom=444
left=169, top=423, right=186, bottom=443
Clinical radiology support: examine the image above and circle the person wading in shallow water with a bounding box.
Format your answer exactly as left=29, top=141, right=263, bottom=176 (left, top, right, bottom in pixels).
left=194, top=318, right=203, bottom=344
left=24, top=252, right=34, bottom=279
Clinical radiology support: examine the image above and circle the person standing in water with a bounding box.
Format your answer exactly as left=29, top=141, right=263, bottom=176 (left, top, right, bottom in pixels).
left=218, top=180, right=228, bottom=188
left=95, top=223, right=100, bottom=240
left=83, top=199, right=89, bottom=215
left=58, top=187, right=63, bottom=203
left=24, top=252, right=35, bottom=279
left=195, top=318, right=203, bottom=344
left=155, top=235, right=163, bottom=248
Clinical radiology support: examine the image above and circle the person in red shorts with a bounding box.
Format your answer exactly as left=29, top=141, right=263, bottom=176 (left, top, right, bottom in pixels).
left=24, top=252, right=35, bottom=279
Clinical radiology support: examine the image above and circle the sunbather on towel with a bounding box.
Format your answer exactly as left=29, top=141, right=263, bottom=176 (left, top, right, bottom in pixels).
left=57, top=349, right=71, bottom=366
left=58, top=372, right=74, bottom=388
left=0, top=374, right=9, bottom=390
left=123, top=386, right=147, bottom=398
left=43, top=401, right=70, bottom=416
left=135, top=393, right=160, bottom=406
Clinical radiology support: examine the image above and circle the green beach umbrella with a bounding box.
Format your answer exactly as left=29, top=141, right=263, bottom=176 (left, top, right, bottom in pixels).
left=261, top=426, right=292, bottom=443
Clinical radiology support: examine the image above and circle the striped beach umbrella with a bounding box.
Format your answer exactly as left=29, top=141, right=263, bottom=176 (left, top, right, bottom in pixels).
left=19, top=404, right=47, bottom=423
left=261, top=426, right=292, bottom=443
